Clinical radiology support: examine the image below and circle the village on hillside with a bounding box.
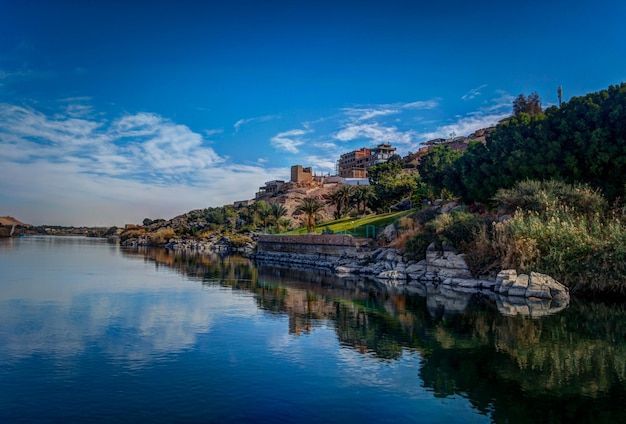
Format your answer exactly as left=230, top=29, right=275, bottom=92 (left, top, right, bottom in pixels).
left=242, top=126, right=496, bottom=221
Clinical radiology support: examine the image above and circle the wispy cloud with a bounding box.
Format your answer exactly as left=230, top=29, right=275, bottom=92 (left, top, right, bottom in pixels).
left=233, top=114, right=280, bottom=132
left=401, top=100, right=439, bottom=109
left=0, top=102, right=288, bottom=225
left=341, top=99, right=438, bottom=122
left=303, top=155, right=337, bottom=175
left=462, top=84, right=488, bottom=101
left=270, top=129, right=308, bottom=153
left=334, top=122, right=415, bottom=145
left=342, top=107, right=399, bottom=121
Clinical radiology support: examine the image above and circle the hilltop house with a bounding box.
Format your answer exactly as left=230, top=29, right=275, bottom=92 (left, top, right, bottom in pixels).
left=336, top=142, right=396, bottom=178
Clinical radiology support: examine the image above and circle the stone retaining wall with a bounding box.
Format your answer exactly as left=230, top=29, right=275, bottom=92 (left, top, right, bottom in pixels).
left=257, top=234, right=358, bottom=256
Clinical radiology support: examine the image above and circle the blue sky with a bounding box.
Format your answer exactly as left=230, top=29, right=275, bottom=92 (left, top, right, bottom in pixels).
left=1, top=0, right=625, bottom=226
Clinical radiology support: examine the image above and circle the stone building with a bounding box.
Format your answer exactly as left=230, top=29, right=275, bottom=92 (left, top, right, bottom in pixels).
left=290, top=165, right=313, bottom=184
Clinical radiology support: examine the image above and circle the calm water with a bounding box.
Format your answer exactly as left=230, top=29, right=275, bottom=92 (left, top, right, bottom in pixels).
left=1, top=236, right=625, bottom=423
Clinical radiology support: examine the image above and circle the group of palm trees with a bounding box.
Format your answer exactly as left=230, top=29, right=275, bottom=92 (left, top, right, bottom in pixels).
left=295, top=185, right=376, bottom=233
left=256, top=202, right=290, bottom=233
left=255, top=185, right=377, bottom=234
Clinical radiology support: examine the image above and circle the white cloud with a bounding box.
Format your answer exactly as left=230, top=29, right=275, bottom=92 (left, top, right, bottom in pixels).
left=418, top=112, right=509, bottom=142
left=461, top=84, right=488, bottom=101
left=342, top=107, right=399, bottom=121
left=334, top=122, right=415, bottom=145
left=0, top=102, right=288, bottom=226
left=401, top=100, right=439, bottom=109
left=270, top=129, right=308, bottom=153
left=303, top=155, right=337, bottom=174
left=233, top=114, right=280, bottom=132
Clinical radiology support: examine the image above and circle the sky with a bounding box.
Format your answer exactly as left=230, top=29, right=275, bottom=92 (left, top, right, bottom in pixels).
left=1, top=0, right=625, bottom=226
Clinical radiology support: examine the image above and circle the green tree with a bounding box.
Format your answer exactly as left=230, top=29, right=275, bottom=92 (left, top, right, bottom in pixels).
left=256, top=201, right=272, bottom=233
left=368, top=160, right=402, bottom=185
left=295, top=197, right=325, bottom=232
left=351, top=185, right=376, bottom=215
left=269, top=203, right=288, bottom=232
left=417, top=146, right=463, bottom=194
left=324, top=189, right=345, bottom=220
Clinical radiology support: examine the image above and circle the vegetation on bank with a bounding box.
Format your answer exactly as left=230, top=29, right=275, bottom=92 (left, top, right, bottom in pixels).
left=120, top=82, right=626, bottom=297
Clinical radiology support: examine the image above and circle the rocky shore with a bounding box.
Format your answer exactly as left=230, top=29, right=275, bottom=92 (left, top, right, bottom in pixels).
left=121, top=232, right=570, bottom=317
left=251, top=238, right=570, bottom=317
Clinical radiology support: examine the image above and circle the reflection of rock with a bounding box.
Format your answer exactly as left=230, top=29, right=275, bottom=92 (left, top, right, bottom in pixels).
left=254, top=239, right=571, bottom=317
left=495, top=294, right=569, bottom=317
left=425, top=284, right=474, bottom=317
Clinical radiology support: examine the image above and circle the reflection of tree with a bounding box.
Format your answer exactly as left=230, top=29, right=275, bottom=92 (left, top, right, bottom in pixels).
left=127, top=247, right=626, bottom=423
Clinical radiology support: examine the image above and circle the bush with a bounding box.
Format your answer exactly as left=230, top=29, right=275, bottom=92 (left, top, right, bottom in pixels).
left=149, top=228, right=176, bottom=245
left=120, top=228, right=145, bottom=242
left=506, top=208, right=626, bottom=295
left=464, top=221, right=539, bottom=277
left=493, top=179, right=608, bottom=217
left=426, top=210, right=486, bottom=252
left=404, top=232, right=435, bottom=261
left=229, top=234, right=253, bottom=248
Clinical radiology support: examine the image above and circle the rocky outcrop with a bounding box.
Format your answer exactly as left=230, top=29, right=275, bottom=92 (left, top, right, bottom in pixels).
left=252, top=238, right=570, bottom=311
left=121, top=233, right=255, bottom=253
left=495, top=269, right=569, bottom=302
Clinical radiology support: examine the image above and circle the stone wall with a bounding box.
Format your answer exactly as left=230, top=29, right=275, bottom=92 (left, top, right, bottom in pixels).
left=257, top=234, right=358, bottom=256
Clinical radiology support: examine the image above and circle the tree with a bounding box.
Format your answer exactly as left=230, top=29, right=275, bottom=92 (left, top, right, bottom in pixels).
left=372, top=172, right=421, bottom=212
left=270, top=203, right=288, bottom=225
left=336, top=184, right=354, bottom=216
left=368, top=160, right=402, bottom=185
left=324, top=189, right=345, bottom=220
left=256, top=201, right=272, bottom=233
left=295, top=197, right=325, bottom=232
left=417, top=145, right=463, bottom=194
left=513, top=92, right=542, bottom=116
left=351, top=185, right=376, bottom=215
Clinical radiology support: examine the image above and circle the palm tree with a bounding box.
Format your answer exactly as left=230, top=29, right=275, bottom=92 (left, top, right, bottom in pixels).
left=295, top=197, right=325, bottom=233
left=337, top=184, right=354, bottom=216
left=352, top=185, right=376, bottom=215
left=256, top=201, right=272, bottom=234
left=270, top=203, right=288, bottom=232
left=277, top=218, right=291, bottom=232
left=323, top=190, right=344, bottom=220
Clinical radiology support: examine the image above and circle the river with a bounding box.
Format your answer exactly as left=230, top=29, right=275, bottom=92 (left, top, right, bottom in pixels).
left=1, top=236, right=625, bottom=423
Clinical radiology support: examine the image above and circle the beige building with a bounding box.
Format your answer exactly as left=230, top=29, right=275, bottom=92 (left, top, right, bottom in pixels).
left=290, top=165, right=313, bottom=184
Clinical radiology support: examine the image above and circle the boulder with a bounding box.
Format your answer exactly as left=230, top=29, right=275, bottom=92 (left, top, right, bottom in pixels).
left=508, top=274, right=530, bottom=297
left=495, top=270, right=570, bottom=303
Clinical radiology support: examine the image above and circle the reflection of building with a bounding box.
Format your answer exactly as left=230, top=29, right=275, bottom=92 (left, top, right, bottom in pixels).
left=256, top=180, right=286, bottom=198
left=336, top=143, right=397, bottom=178
left=291, top=165, right=313, bottom=184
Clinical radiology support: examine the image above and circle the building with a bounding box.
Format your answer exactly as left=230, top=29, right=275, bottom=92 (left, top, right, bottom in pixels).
left=290, top=165, right=313, bottom=184
left=336, top=142, right=397, bottom=178
left=255, top=180, right=286, bottom=199
left=233, top=199, right=255, bottom=208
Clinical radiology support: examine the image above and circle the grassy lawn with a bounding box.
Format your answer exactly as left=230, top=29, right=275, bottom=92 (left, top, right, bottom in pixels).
left=283, top=210, right=412, bottom=237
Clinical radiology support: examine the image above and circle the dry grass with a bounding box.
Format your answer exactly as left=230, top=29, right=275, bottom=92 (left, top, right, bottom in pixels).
left=149, top=228, right=176, bottom=244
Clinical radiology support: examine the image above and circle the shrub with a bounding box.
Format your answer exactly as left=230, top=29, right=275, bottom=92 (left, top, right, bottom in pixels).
left=464, top=221, right=539, bottom=277
left=229, top=234, right=253, bottom=248
left=426, top=210, right=486, bottom=252
left=149, top=228, right=176, bottom=245
left=120, top=228, right=145, bottom=242
left=414, top=207, right=439, bottom=225
left=404, top=232, right=435, bottom=261
left=493, top=179, right=607, bottom=217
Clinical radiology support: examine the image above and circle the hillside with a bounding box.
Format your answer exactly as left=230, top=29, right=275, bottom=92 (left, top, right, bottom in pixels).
left=0, top=216, right=27, bottom=226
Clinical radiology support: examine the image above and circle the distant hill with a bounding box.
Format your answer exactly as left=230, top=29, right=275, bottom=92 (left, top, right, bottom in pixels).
left=0, top=216, right=27, bottom=226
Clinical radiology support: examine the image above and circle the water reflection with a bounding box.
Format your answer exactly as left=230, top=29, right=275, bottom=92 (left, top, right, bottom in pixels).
left=122, top=246, right=626, bottom=423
